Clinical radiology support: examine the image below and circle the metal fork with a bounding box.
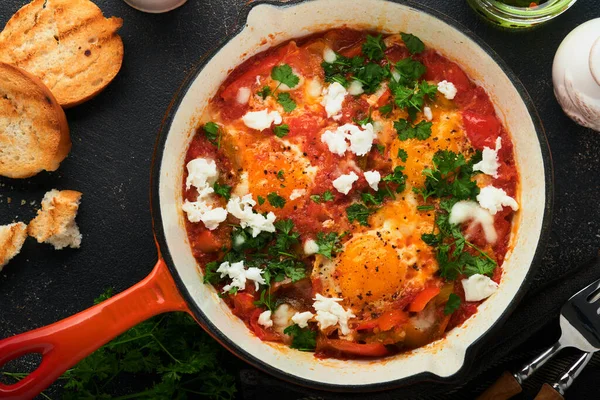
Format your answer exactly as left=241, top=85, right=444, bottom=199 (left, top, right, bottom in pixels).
left=478, top=277, right=600, bottom=400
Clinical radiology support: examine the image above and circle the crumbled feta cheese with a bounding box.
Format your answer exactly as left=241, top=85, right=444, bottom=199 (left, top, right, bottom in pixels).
left=423, top=106, right=433, bottom=121
left=242, top=109, right=283, bottom=131
left=304, top=239, right=319, bottom=255
left=257, top=310, right=273, bottom=328
left=364, top=170, right=381, bottom=191
left=321, top=128, right=348, bottom=156
left=183, top=158, right=227, bottom=230
left=321, top=82, right=347, bottom=119
left=437, top=80, right=457, bottom=100
left=462, top=274, right=499, bottom=302
left=332, top=172, right=359, bottom=195
left=473, top=137, right=502, bottom=178
left=449, top=200, right=498, bottom=243
left=306, top=78, right=323, bottom=98
left=273, top=304, right=296, bottom=335
left=320, top=123, right=375, bottom=157
left=289, top=188, right=306, bottom=200
left=348, top=123, right=375, bottom=156
left=348, top=80, right=364, bottom=96
left=216, top=260, right=266, bottom=293
left=185, top=158, right=218, bottom=190
left=233, top=171, right=249, bottom=196
left=182, top=201, right=227, bottom=230
left=312, top=294, right=355, bottom=335
left=292, top=311, right=315, bottom=328
left=476, top=186, right=519, bottom=215
left=323, top=47, right=337, bottom=63
left=236, top=87, right=251, bottom=104
left=226, top=194, right=276, bottom=237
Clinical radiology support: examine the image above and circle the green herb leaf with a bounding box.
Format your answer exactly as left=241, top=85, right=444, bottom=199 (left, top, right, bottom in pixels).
left=346, top=203, right=375, bottom=226
left=394, top=58, right=426, bottom=85
left=258, top=86, right=272, bottom=99
left=267, top=192, right=286, bottom=208
left=273, top=124, right=290, bottom=138
left=283, top=324, right=317, bottom=351
left=271, top=64, right=300, bottom=88
left=397, top=148, right=408, bottom=162
left=401, top=32, right=425, bottom=54
left=203, top=122, right=221, bottom=148
left=310, top=194, right=321, bottom=204
left=277, top=92, right=297, bottom=112
left=277, top=170, right=285, bottom=180
left=382, top=166, right=407, bottom=193
left=362, top=34, right=387, bottom=61
left=322, top=190, right=334, bottom=201
left=379, top=103, right=393, bottom=117
left=254, top=289, right=274, bottom=311
left=394, top=118, right=432, bottom=141
left=316, top=232, right=344, bottom=259
left=213, top=182, right=232, bottom=201
left=444, top=293, right=461, bottom=315
left=257, top=195, right=266, bottom=205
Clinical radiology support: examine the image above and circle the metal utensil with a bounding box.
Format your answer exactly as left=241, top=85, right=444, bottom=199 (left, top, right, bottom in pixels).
left=478, top=276, right=600, bottom=400
left=533, top=351, right=594, bottom=400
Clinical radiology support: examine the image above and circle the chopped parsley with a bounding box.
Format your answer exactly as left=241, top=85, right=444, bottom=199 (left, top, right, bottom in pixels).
left=310, top=191, right=334, bottom=204
left=346, top=203, right=375, bottom=226
left=203, top=122, right=221, bottom=148
left=414, top=150, right=481, bottom=203
left=321, top=52, right=390, bottom=94
left=397, top=148, right=408, bottom=162
left=254, top=289, right=275, bottom=311
left=394, top=119, right=433, bottom=141
left=379, top=103, right=393, bottom=117
left=267, top=192, right=286, bottom=208
left=276, top=170, right=285, bottom=180
left=444, top=293, right=461, bottom=315
left=258, top=86, right=272, bottom=99
left=381, top=166, right=407, bottom=193
left=283, top=324, right=317, bottom=352
left=394, top=58, right=426, bottom=85
left=401, top=32, right=425, bottom=54
left=362, top=34, right=387, bottom=61
left=277, top=92, right=297, bottom=112
left=213, top=182, right=232, bottom=201
left=271, top=64, right=300, bottom=89
left=390, top=80, right=437, bottom=120
left=257, top=195, right=265, bottom=205
left=315, top=232, right=345, bottom=259
left=421, top=199, right=497, bottom=280
left=273, top=124, right=290, bottom=138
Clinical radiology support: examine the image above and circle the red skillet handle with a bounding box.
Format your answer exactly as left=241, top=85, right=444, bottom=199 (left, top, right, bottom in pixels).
left=0, top=258, right=189, bottom=400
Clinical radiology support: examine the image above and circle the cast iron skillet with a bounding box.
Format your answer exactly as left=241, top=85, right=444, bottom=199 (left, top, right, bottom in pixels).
left=0, top=0, right=553, bottom=398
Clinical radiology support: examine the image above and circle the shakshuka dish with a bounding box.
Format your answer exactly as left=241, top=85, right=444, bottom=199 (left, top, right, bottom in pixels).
left=181, top=29, right=519, bottom=359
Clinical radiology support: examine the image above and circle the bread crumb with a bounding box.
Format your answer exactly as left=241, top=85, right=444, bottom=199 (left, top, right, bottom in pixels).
left=28, top=190, right=83, bottom=250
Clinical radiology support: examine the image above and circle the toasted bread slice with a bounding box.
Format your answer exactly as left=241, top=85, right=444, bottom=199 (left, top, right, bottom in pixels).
left=0, top=62, right=71, bottom=179
left=0, top=0, right=124, bottom=108
left=0, top=222, right=28, bottom=270
left=28, top=189, right=82, bottom=250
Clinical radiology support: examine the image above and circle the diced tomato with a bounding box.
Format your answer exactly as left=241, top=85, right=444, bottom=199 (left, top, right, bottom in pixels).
left=286, top=112, right=327, bottom=139
left=384, top=45, right=410, bottom=63
left=376, top=87, right=391, bottom=107
left=316, top=338, right=389, bottom=358
left=408, top=287, right=441, bottom=312
left=462, top=111, right=502, bottom=150
left=356, top=310, right=408, bottom=331
left=455, top=86, right=496, bottom=115
left=194, top=230, right=222, bottom=253
left=339, top=96, right=370, bottom=124
left=249, top=309, right=281, bottom=342
left=231, top=293, right=257, bottom=319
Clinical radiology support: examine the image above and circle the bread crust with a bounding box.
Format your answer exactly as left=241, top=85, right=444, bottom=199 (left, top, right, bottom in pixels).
left=0, top=222, right=28, bottom=269
left=0, top=0, right=124, bottom=108
left=0, top=62, right=71, bottom=178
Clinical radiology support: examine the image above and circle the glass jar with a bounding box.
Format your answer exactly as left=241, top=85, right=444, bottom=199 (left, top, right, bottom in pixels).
left=467, top=0, right=578, bottom=30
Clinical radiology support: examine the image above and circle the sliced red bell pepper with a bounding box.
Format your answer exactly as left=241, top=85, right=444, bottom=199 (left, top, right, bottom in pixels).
left=249, top=309, right=281, bottom=342
left=317, top=338, right=389, bottom=357
left=356, top=310, right=408, bottom=331
left=408, top=287, right=441, bottom=313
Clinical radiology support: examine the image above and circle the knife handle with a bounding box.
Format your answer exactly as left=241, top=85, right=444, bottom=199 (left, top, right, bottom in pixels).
left=476, top=372, right=522, bottom=400
left=534, top=384, right=564, bottom=400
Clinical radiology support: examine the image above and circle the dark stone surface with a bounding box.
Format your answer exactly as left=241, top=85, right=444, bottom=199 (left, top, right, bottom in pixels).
left=1, top=0, right=599, bottom=398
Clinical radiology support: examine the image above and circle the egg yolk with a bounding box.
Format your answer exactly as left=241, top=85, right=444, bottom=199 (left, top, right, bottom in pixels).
left=333, top=233, right=408, bottom=310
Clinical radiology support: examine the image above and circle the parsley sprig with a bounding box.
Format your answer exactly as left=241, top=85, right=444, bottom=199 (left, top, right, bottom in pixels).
left=315, top=232, right=345, bottom=259
left=283, top=324, right=317, bottom=351
left=203, top=122, right=221, bottom=148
